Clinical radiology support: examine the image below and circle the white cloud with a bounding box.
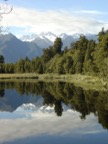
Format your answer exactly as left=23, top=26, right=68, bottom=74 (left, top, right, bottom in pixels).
left=2, top=6, right=108, bottom=35
left=74, top=10, right=107, bottom=15
left=0, top=108, right=103, bottom=144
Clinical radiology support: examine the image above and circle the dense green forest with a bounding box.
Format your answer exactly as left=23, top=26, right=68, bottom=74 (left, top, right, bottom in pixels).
left=0, top=29, right=108, bottom=79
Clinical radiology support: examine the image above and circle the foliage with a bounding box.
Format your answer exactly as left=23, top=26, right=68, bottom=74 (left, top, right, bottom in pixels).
left=53, top=37, right=63, bottom=55
left=0, top=29, right=108, bottom=82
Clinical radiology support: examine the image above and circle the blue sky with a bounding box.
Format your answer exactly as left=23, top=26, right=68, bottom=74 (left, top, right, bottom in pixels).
left=1, top=0, right=108, bottom=36
left=10, top=0, right=108, bottom=12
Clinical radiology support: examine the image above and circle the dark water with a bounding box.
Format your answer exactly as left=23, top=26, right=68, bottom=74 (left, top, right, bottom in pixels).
left=0, top=81, right=108, bottom=144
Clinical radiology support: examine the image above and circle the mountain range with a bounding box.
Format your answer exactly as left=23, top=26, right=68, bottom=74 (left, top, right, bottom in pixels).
left=0, top=89, right=70, bottom=114
left=0, top=32, right=97, bottom=63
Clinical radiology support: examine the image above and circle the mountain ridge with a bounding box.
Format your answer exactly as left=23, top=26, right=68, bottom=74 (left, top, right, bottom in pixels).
left=0, top=32, right=97, bottom=63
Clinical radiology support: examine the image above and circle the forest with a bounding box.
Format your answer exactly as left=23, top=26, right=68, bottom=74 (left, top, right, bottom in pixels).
left=0, top=28, right=108, bottom=81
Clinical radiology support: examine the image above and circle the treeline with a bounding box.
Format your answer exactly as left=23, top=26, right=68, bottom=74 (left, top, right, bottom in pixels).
left=0, top=28, right=108, bottom=78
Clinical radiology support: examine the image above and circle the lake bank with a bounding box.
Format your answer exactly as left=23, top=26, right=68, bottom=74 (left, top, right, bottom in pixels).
left=0, top=73, right=107, bottom=91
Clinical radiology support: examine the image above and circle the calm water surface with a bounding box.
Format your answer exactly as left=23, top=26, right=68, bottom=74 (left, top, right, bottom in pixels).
left=0, top=81, right=108, bottom=144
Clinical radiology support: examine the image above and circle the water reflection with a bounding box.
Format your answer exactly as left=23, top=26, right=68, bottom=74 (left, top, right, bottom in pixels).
left=0, top=81, right=108, bottom=144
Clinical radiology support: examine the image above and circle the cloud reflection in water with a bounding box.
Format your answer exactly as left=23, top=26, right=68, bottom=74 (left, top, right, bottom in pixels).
left=0, top=103, right=105, bottom=144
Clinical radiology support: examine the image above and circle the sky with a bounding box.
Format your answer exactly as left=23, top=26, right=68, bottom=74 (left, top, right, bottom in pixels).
left=1, top=0, right=108, bottom=37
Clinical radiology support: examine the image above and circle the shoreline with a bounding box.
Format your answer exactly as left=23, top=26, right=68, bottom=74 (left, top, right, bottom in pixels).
left=0, top=73, right=107, bottom=91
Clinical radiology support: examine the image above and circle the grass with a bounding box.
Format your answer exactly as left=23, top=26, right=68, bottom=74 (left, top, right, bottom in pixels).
left=0, top=73, right=107, bottom=91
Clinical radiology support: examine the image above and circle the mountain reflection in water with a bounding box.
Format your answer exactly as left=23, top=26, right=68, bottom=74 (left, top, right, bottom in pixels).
left=0, top=81, right=108, bottom=144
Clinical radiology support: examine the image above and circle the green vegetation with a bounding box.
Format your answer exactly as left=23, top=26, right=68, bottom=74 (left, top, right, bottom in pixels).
left=0, top=29, right=108, bottom=87
left=0, top=73, right=107, bottom=91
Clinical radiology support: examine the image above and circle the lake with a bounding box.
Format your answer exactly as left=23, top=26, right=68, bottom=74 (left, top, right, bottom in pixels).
left=0, top=81, right=108, bottom=144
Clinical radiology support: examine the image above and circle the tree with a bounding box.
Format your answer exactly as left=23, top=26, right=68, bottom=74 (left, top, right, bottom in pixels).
left=0, top=55, right=5, bottom=73
left=53, top=37, right=63, bottom=55
left=32, top=57, right=43, bottom=73
left=15, top=58, right=25, bottom=73
left=24, top=57, right=31, bottom=73
left=98, top=27, right=105, bottom=42
left=0, top=0, right=13, bottom=13
left=83, top=40, right=96, bottom=74
left=0, top=0, right=13, bottom=32
left=0, top=89, right=5, bottom=97
left=63, top=56, right=74, bottom=74
left=94, top=29, right=108, bottom=77
left=0, top=55, right=4, bottom=64
left=0, top=1, right=13, bottom=73
left=4, top=63, right=14, bottom=73
left=72, top=35, right=89, bottom=73
left=54, top=100, right=63, bottom=116
left=42, top=46, right=54, bottom=64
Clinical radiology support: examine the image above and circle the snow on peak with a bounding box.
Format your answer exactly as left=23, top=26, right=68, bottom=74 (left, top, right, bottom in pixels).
left=72, top=33, right=81, bottom=39
left=59, top=33, right=69, bottom=39
left=20, top=32, right=97, bottom=44
left=39, top=32, right=57, bottom=42
left=20, top=103, right=54, bottom=113
left=20, top=32, right=57, bottom=42
left=21, top=103, right=36, bottom=111
left=17, top=102, right=71, bottom=114
left=20, top=34, right=38, bottom=42
left=20, top=32, right=82, bottom=43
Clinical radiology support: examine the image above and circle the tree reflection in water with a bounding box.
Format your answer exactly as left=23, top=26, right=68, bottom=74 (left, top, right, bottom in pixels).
left=0, top=81, right=108, bottom=129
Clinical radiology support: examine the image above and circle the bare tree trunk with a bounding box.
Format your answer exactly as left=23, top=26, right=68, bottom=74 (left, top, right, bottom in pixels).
left=0, top=0, right=13, bottom=32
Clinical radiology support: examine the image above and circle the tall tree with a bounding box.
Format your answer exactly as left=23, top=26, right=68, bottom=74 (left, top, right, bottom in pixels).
left=83, top=40, right=96, bottom=73
left=0, top=55, right=4, bottom=64
left=94, top=29, right=108, bottom=78
left=72, top=35, right=89, bottom=73
left=53, top=37, right=63, bottom=55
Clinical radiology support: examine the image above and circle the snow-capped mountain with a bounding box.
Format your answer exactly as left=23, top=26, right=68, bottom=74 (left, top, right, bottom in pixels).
left=20, top=32, right=71, bottom=42
left=58, top=33, right=70, bottom=39
left=20, top=32, right=57, bottom=43
left=20, top=32, right=82, bottom=43
left=20, top=32, right=56, bottom=49
left=20, top=34, right=38, bottom=42
left=20, top=32, right=80, bottom=49
left=39, top=32, right=57, bottom=42
left=0, top=32, right=97, bottom=63
left=17, top=102, right=71, bottom=115
left=20, top=32, right=97, bottom=48
left=72, top=33, right=81, bottom=39
left=32, top=35, right=53, bottom=49
left=0, top=33, right=42, bottom=63
left=20, top=103, right=55, bottom=114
